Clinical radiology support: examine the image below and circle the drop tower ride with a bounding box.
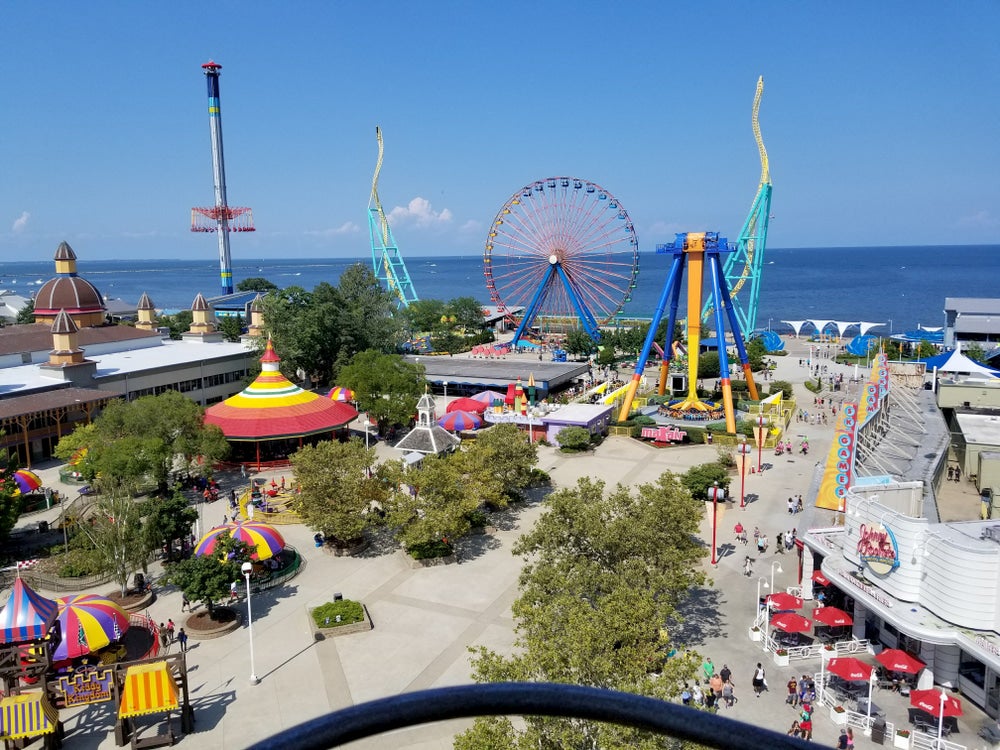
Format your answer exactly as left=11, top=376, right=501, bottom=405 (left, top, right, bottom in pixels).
left=191, top=60, right=255, bottom=295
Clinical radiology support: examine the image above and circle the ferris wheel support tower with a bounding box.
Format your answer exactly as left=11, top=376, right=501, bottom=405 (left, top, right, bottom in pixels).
left=190, top=60, right=255, bottom=296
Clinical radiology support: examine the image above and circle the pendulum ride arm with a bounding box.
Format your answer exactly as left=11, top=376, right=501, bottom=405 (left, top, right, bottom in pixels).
left=369, top=126, right=418, bottom=308
left=708, top=252, right=737, bottom=434
left=616, top=249, right=685, bottom=421
left=716, top=262, right=759, bottom=401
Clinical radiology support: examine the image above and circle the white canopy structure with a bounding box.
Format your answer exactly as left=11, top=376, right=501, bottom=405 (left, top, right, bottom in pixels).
left=830, top=321, right=858, bottom=338
left=923, top=344, right=1000, bottom=378
left=856, top=321, right=885, bottom=336
left=807, top=320, right=833, bottom=337
left=782, top=320, right=808, bottom=337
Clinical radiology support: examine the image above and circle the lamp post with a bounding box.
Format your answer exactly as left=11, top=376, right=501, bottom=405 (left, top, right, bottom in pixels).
left=363, top=416, right=371, bottom=450
left=770, top=561, right=783, bottom=594
left=707, top=482, right=725, bottom=566
left=241, top=562, right=259, bottom=685
left=864, top=671, right=876, bottom=735
left=888, top=319, right=893, bottom=335
left=755, top=577, right=769, bottom=618
left=737, top=439, right=751, bottom=509
left=443, top=381, right=448, bottom=401
left=767, top=317, right=773, bottom=332
left=756, top=577, right=770, bottom=651
left=754, top=415, right=769, bottom=473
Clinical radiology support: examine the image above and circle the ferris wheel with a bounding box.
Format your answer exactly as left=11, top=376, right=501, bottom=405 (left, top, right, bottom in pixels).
left=483, top=177, right=639, bottom=344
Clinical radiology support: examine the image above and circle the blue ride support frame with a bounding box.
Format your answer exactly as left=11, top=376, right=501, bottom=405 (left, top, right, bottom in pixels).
left=511, top=264, right=556, bottom=346
left=716, top=265, right=760, bottom=400
left=708, top=253, right=736, bottom=434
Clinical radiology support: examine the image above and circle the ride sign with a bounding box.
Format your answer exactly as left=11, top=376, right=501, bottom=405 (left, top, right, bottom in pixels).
left=856, top=522, right=900, bottom=576
left=640, top=426, right=687, bottom=443
left=57, top=667, right=115, bottom=707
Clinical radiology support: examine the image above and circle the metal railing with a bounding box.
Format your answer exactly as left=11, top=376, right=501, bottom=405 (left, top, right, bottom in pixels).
left=911, top=730, right=966, bottom=750
left=249, top=546, right=304, bottom=594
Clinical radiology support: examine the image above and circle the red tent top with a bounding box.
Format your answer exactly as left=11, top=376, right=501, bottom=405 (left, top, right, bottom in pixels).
left=204, top=340, right=358, bottom=440
left=0, top=578, right=58, bottom=645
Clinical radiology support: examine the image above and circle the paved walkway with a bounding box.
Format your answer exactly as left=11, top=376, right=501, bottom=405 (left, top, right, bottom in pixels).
left=5, top=340, right=986, bottom=748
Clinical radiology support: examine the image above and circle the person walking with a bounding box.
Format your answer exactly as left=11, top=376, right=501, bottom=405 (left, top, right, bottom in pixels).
left=159, top=623, right=169, bottom=649
left=177, top=628, right=188, bottom=653
left=166, top=619, right=175, bottom=642
left=744, top=556, right=753, bottom=577
left=786, top=677, right=798, bottom=706
left=181, top=595, right=190, bottom=612
left=752, top=662, right=766, bottom=697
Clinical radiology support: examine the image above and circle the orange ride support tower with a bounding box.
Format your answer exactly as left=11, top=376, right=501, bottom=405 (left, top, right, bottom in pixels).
left=616, top=232, right=758, bottom=433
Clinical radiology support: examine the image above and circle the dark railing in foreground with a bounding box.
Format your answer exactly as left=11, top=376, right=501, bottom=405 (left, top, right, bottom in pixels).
left=245, top=682, right=819, bottom=750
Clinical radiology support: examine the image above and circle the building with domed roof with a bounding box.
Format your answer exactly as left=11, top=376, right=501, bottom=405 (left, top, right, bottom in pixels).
left=32, top=242, right=107, bottom=328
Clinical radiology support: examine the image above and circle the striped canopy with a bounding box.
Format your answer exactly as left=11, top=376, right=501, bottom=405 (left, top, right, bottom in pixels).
left=437, top=410, right=482, bottom=431
left=119, top=662, right=179, bottom=718
left=205, top=340, right=358, bottom=440
left=0, top=693, right=59, bottom=740
left=194, top=521, right=286, bottom=561
left=53, top=594, right=130, bottom=661
left=327, top=386, right=355, bottom=402
left=470, top=390, right=505, bottom=406
left=12, top=470, right=43, bottom=495
left=0, top=578, right=58, bottom=645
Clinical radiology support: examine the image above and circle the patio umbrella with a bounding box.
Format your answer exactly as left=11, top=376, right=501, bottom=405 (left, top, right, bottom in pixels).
left=11, top=470, right=42, bottom=495
left=876, top=648, right=925, bottom=674
left=767, top=592, right=804, bottom=611
left=826, top=657, right=873, bottom=682
left=910, top=689, right=962, bottom=745
left=471, top=390, right=505, bottom=406
left=327, top=386, right=355, bottom=402
left=53, top=594, right=130, bottom=661
left=770, top=612, right=812, bottom=633
left=446, top=397, right=488, bottom=415
left=194, top=521, right=286, bottom=561
left=811, top=570, right=831, bottom=586
left=813, top=606, right=853, bottom=627
left=437, top=410, right=482, bottom=432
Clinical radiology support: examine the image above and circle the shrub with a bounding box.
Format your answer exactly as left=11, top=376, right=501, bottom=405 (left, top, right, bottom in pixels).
left=465, top=509, right=488, bottom=528
left=529, top=468, right=551, bottom=485
left=312, top=599, right=364, bottom=628
left=769, top=380, right=794, bottom=400
left=698, top=352, right=721, bottom=379
left=804, top=379, right=822, bottom=393
left=56, top=549, right=102, bottom=578
left=681, top=462, right=731, bottom=501
left=730, top=380, right=750, bottom=394
left=556, top=426, right=592, bottom=452
left=408, top=539, right=454, bottom=559
left=715, top=446, right=736, bottom=468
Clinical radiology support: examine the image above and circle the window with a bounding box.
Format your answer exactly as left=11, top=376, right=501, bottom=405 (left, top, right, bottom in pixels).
left=959, top=651, right=985, bottom=689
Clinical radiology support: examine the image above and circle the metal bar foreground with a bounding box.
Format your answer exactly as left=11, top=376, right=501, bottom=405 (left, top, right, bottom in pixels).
left=245, top=682, right=820, bottom=750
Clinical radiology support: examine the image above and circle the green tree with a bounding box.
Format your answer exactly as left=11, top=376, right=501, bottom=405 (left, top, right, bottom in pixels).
left=447, top=296, right=485, bottom=331
left=556, top=426, right=591, bottom=452
left=388, top=454, right=479, bottom=551
left=159, top=310, right=193, bottom=340
left=597, top=344, right=616, bottom=367
left=769, top=379, right=794, bottom=400
left=236, top=277, right=279, bottom=292
left=680, top=461, right=731, bottom=501
left=745, top=336, right=767, bottom=371
left=405, top=299, right=448, bottom=333
left=143, top=492, right=198, bottom=563
left=55, top=391, right=230, bottom=493
left=165, top=531, right=255, bottom=617
left=564, top=329, right=596, bottom=359
left=698, top=351, right=721, bottom=379
left=462, top=424, right=538, bottom=506
left=333, top=264, right=404, bottom=360
left=77, top=485, right=149, bottom=597
left=338, top=350, right=425, bottom=430
left=963, top=342, right=987, bottom=363
left=15, top=300, right=34, bottom=325
left=0, top=446, right=22, bottom=545
left=291, top=440, right=391, bottom=544
left=217, top=314, right=244, bottom=342
left=456, top=475, right=705, bottom=749
left=916, top=340, right=938, bottom=359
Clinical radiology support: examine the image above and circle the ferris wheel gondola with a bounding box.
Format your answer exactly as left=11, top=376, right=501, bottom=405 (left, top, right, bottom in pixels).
left=483, top=177, right=639, bottom=344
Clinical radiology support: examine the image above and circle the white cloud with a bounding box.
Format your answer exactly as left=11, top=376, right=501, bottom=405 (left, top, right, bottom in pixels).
left=460, top=219, right=483, bottom=233
left=956, top=210, right=999, bottom=229
left=305, top=221, right=361, bottom=238
left=11, top=212, right=29, bottom=233
left=387, top=197, right=453, bottom=228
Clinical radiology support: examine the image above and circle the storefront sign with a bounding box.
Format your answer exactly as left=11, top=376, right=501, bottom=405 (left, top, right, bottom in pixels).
left=974, top=635, right=1000, bottom=657
left=57, top=668, right=115, bottom=707
left=846, top=572, right=895, bottom=608
left=640, top=426, right=687, bottom=443
left=857, top=523, right=900, bottom=576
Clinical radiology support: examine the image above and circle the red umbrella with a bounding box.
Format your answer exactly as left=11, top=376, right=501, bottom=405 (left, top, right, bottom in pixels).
left=813, top=606, right=853, bottom=627
left=446, top=397, right=488, bottom=415
left=770, top=612, right=812, bottom=633
left=910, top=689, right=962, bottom=717
left=811, top=570, right=831, bottom=586
left=827, top=657, right=873, bottom=682
left=876, top=649, right=925, bottom=674
left=767, top=592, right=804, bottom=610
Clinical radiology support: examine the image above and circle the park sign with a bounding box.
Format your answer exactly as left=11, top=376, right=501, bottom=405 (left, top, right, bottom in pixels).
left=857, top=522, right=900, bottom=576
left=815, top=402, right=858, bottom=511
left=640, top=426, right=687, bottom=443
left=57, top=667, right=115, bottom=707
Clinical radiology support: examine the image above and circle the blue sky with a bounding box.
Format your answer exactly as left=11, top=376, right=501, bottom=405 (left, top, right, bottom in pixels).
left=0, top=2, right=997, bottom=262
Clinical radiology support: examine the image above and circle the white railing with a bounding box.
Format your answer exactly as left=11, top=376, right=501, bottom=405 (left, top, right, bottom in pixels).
left=786, top=638, right=871, bottom=661
left=911, top=730, right=966, bottom=750
left=846, top=709, right=893, bottom=736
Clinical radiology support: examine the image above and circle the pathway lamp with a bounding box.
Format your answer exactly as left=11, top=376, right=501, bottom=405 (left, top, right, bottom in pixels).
left=242, top=561, right=260, bottom=685
left=707, top=481, right=725, bottom=566
left=737, top=439, right=751, bottom=509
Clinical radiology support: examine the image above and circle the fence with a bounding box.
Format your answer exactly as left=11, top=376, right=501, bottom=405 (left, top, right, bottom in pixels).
left=249, top=546, right=304, bottom=594
left=18, top=568, right=114, bottom=594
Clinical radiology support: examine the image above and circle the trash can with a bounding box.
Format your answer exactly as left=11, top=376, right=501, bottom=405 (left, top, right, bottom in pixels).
left=37, top=520, right=49, bottom=533
left=871, top=717, right=887, bottom=745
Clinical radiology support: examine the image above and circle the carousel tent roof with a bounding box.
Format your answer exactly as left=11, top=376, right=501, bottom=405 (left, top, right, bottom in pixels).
left=919, top=347, right=1000, bottom=377
left=0, top=578, right=58, bottom=645
left=204, top=340, right=358, bottom=440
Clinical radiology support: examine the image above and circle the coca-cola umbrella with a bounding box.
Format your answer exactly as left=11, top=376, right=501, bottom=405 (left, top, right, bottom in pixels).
left=446, top=397, right=488, bottom=415
left=811, top=570, right=831, bottom=586
left=813, top=606, right=853, bottom=628
left=876, top=648, right=925, bottom=674
left=767, top=592, right=804, bottom=611
left=770, top=612, right=812, bottom=633
left=827, top=657, right=873, bottom=682
left=910, top=688, right=962, bottom=745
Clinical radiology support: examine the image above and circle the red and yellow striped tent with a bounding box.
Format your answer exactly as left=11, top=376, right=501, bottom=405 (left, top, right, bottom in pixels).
left=0, top=692, right=59, bottom=740
left=118, top=662, right=178, bottom=719
left=204, top=340, right=358, bottom=467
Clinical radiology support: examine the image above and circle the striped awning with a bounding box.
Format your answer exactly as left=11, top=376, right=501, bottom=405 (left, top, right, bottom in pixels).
left=0, top=692, right=59, bottom=740
left=118, top=662, right=179, bottom=718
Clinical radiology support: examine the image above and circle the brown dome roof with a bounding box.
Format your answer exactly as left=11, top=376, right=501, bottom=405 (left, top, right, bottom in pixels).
left=34, top=276, right=105, bottom=316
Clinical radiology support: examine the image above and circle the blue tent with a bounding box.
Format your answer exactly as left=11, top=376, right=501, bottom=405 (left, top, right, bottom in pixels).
left=919, top=349, right=1000, bottom=377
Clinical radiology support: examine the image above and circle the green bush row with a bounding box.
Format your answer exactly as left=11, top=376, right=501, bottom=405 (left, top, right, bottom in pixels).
left=408, top=539, right=454, bottom=559
left=312, top=599, right=365, bottom=628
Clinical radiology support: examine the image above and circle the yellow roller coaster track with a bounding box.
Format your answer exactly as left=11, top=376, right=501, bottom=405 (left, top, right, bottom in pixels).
left=370, top=126, right=395, bottom=291
left=702, top=76, right=769, bottom=322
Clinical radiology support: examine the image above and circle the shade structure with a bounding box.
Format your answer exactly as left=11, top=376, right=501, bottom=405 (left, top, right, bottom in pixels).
left=876, top=648, right=925, bottom=674
left=194, top=521, right=285, bottom=561
left=910, top=689, right=962, bottom=717
left=770, top=612, right=813, bottom=634
left=0, top=578, right=58, bottom=645
left=827, top=657, right=873, bottom=682
left=53, top=594, right=130, bottom=661
left=204, top=340, right=358, bottom=441
left=813, top=606, right=853, bottom=627
left=470, top=390, right=505, bottom=406
left=811, top=570, right=831, bottom=586
left=0, top=693, right=59, bottom=740
left=12, top=469, right=42, bottom=495
left=437, top=410, right=482, bottom=432
left=767, top=592, right=804, bottom=610
left=327, top=386, right=355, bottom=402
left=446, top=397, right=487, bottom=415
left=119, top=662, right=179, bottom=718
